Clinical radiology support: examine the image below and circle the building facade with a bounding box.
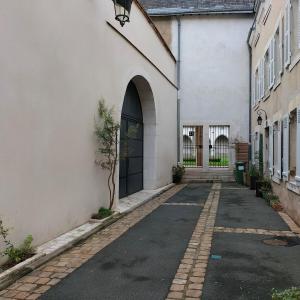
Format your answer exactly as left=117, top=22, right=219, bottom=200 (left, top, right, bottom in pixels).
left=0, top=0, right=177, bottom=249
left=140, top=0, right=254, bottom=171
left=249, top=0, right=300, bottom=224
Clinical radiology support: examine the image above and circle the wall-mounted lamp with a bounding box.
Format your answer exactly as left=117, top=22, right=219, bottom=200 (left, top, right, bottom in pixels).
left=257, top=109, right=268, bottom=126
left=113, top=0, right=133, bottom=27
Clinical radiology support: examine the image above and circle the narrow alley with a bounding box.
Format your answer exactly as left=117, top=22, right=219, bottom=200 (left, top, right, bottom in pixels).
left=1, top=183, right=299, bottom=300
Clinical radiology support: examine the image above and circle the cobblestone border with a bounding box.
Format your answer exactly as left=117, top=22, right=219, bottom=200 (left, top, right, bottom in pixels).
left=0, top=184, right=186, bottom=300
left=214, top=227, right=297, bottom=237
left=166, top=183, right=221, bottom=300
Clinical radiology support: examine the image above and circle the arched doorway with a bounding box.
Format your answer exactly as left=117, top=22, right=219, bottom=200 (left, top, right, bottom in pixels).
left=119, top=81, right=144, bottom=198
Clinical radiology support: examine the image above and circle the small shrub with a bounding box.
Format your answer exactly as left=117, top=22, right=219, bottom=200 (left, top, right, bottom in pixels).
left=261, top=177, right=272, bottom=193
left=248, top=164, right=259, bottom=177
left=172, top=164, right=185, bottom=184
left=272, top=287, right=300, bottom=300
left=4, top=235, right=34, bottom=264
left=1, top=219, right=34, bottom=266
left=262, top=191, right=272, bottom=205
left=92, top=207, right=113, bottom=220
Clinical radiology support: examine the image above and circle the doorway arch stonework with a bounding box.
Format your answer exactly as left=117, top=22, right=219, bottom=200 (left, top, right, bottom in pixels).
left=119, top=75, right=157, bottom=199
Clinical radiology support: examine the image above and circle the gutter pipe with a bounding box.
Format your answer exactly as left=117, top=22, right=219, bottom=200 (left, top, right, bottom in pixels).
left=177, top=16, right=181, bottom=163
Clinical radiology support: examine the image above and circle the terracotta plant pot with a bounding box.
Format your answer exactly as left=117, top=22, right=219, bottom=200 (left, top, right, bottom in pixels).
left=271, top=203, right=283, bottom=212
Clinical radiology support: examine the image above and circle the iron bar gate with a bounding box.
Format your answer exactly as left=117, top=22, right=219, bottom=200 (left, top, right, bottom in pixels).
left=183, top=126, right=203, bottom=167
left=209, top=125, right=230, bottom=168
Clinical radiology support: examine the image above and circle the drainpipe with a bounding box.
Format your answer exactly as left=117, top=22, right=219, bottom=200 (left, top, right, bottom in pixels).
left=248, top=43, right=252, bottom=163
left=177, top=16, right=181, bottom=163
left=247, top=0, right=261, bottom=164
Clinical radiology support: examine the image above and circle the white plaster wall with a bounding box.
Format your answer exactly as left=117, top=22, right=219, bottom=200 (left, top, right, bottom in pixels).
left=176, top=15, right=252, bottom=168
left=0, top=0, right=177, bottom=248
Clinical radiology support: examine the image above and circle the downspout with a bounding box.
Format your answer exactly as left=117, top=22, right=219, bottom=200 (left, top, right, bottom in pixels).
left=247, top=0, right=261, bottom=163
left=177, top=16, right=181, bottom=162
left=248, top=43, right=252, bottom=163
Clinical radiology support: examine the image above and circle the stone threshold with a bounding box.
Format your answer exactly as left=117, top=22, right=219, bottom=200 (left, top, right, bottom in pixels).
left=0, top=183, right=175, bottom=291
left=117, top=183, right=175, bottom=214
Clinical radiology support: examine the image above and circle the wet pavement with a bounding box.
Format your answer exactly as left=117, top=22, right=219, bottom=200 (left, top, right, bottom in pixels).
left=1, top=183, right=300, bottom=300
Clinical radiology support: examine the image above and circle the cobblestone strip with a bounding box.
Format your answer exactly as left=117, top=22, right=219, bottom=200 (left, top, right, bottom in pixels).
left=214, top=227, right=297, bottom=237
left=0, top=184, right=186, bottom=300
left=166, top=183, right=221, bottom=300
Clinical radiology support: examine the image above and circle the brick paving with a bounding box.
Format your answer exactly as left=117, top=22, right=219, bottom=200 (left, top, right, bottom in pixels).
left=0, top=184, right=185, bottom=300
left=166, top=183, right=221, bottom=300
left=214, top=226, right=298, bottom=237
left=1, top=182, right=299, bottom=300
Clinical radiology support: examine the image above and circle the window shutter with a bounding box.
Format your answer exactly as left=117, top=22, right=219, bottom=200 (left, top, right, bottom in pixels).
left=252, top=73, right=255, bottom=106
left=298, top=0, right=300, bottom=49
left=269, top=39, right=275, bottom=88
left=296, top=107, right=300, bottom=185
left=258, top=64, right=261, bottom=101
left=269, top=125, right=274, bottom=176
left=252, top=139, right=255, bottom=164
left=255, top=73, right=259, bottom=104
left=268, top=45, right=272, bottom=88
left=276, top=122, right=282, bottom=179
left=260, top=59, right=265, bottom=99
left=279, top=19, right=283, bottom=74
left=282, top=115, right=289, bottom=181
left=284, top=1, right=291, bottom=67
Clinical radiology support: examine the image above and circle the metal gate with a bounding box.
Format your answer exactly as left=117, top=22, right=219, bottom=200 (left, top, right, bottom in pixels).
left=119, top=82, right=144, bottom=198
left=183, top=126, right=203, bottom=167
left=209, top=125, right=230, bottom=168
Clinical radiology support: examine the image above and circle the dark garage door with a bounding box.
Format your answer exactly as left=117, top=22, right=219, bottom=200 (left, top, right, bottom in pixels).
left=119, top=81, right=143, bottom=198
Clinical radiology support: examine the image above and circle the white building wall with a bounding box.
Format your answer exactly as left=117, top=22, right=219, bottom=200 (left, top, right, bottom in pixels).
left=174, top=15, right=252, bottom=169
left=0, top=0, right=177, bottom=249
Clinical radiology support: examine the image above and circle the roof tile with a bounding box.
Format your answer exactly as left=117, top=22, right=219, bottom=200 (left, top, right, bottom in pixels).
left=139, top=0, right=255, bottom=15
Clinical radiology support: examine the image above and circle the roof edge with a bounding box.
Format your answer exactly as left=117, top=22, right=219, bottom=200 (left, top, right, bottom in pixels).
left=147, top=9, right=255, bottom=17
left=134, top=0, right=176, bottom=62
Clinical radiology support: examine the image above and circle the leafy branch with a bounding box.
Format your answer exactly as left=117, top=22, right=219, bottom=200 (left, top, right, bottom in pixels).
left=95, top=100, right=120, bottom=210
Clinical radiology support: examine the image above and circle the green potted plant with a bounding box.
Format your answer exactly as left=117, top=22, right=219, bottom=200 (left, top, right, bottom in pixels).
left=248, top=164, right=259, bottom=190
left=257, top=177, right=272, bottom=198
left=172, top=163, right=185, bottom=184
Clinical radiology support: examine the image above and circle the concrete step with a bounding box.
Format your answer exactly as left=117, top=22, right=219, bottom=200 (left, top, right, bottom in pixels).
left=183, top=168, right=235, bottom=183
